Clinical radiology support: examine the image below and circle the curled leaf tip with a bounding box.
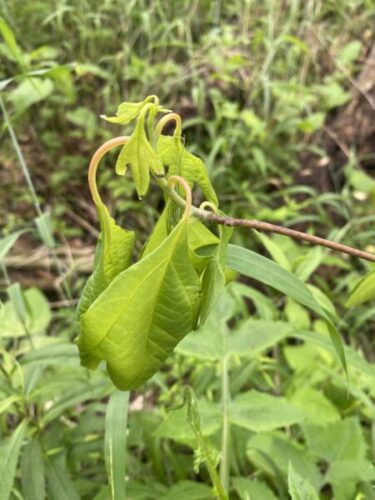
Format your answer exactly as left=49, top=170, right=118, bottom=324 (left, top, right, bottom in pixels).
left=168, top=175, right=192, bottom=219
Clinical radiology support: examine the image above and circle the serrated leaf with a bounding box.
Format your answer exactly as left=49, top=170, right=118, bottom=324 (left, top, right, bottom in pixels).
left=0, top=419, right=27, bottom=500
left=157, top=135, right=218, bottom=205
left=346, top=269, right=375, bottom=307
left=288, top=462, right=320, bottom=500
left=78, top=217, right=201, bottom=390
left=116, top=119, right=163, bottom=197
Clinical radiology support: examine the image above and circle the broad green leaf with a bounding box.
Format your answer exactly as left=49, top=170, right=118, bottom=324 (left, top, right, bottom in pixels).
left=0, top=419, right=27, bottom=500
left=102, top=96, right=161, bottom=125
left=226, top=244, right=347, bottom=373
left=162, top=481, right=213, bottom=500
left=337, top=40, right=362, bottom=66
left=230, top=391, right=304, bottom=432
left=0, top=287, right=51, bottom=337
left=288, top=462, right=319, bottom=500
left=21, top=437, right=45, bottom=500
left=78, top=218, right=201, bottom=390
left=0, top=230, right=27, bottom=261
left=326, top=459, right=375, bottom=500
left=115, top=118, right=163, bottom=197
left=247, top=432, right=320, bottom=490
left=177, top=318, right=292, bottom=361
left=233, top=477, right=278, bottom=500
left=155, top=400, right=222, bottom=444
left=0, top=394, right=21, bottom=414
left=46, top=454, right=80, bottom=500
left=303, top=417, right=366, bottom=463
left=346, top=269, right=375, bottom=307
left=105, top=390, right=129, bottom=500
left=9, top=78, right=54, bottom=113
left=288, top=387, right=340, bottom=425
left=157, top=135, right=218, bottom=205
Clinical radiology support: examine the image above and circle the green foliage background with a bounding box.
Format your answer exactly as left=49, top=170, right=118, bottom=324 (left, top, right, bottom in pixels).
left=1, top=1, right=375, bottom=499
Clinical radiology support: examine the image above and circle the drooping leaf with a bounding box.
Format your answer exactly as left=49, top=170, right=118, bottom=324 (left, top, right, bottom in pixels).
left=288, top=462, right=320, bottom=500
left=0, top=419, right=27, bottom=500
left=105, top=390, right=129, bottom=500
left=77, top=203, right=134, bottom=320
left=115, top=118, right=163, bottom=197
left=346, top=269, right=375, bottom=307
left=226, top=244, right=347, bottom=373
left=157, top=135, right=218, bottom=205
left=78, top=217, right=201, bottom=390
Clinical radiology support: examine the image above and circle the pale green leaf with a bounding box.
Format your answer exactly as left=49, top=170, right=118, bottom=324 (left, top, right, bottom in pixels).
left=0, top=287, right=51, bottom=338
left=157, top=135, right=218, bottom=205
left=346, top=269, right=375, bottom=307
left=326, top=459, right=375, bottom=500
left=162, top=481, right=213, bottom=500
left=303, top=417, right=366, bottom=463
left=77, top=203, right=134, bottom=322
left=288, top=462, right=320, bottom=500
left=105, top=390, right=129, bottom=500
left=233, top=477, right=278, bottom=500
left=155, top=400, right=221, bottom=445
left=247, top=432, right=320, bottom=490
left=79, top=218, right=201, bottom=390
left=0, top=419, right=27, bottom=500
left=230, top=391, right=304, bottom=432
left=288, top=387, right=340, bottom=425
left=0, top=17, right=26, bottom=68
left=115, top=119, right=163, bottom=197
left=102, top=96, right=162, bottom=125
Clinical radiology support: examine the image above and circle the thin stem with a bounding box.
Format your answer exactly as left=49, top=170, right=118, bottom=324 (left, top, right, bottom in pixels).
left=220, top=353, right=230, bottom=492
left=90, top=137, right=375, bottom=264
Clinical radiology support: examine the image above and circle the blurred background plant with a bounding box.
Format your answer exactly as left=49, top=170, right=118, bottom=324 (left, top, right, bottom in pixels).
left=1, top=0, right=375, bottom=498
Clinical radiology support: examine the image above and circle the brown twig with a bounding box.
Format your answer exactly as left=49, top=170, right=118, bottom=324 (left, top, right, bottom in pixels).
left=209, top=214, right=375, bottom=263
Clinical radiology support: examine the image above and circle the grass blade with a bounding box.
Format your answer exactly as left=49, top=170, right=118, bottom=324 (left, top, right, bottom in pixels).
left=105, top=390, right=130, bottom=500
